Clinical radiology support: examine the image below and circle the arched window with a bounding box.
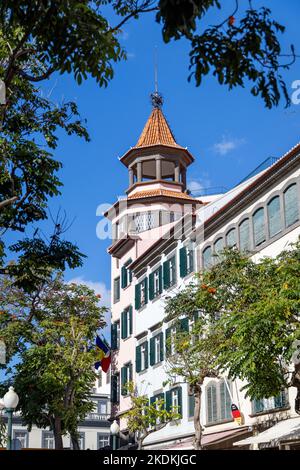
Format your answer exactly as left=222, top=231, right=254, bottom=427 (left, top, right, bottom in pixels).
left=206, top=379, right=232, bottom=424
left=226, top=228, right=237, bottom=248
left=202, top=246, right=212, bottom=270
left=253, top=208, right=265, bottom=247
left=284, top=183, right=299, bottom=227
left=214, top=238, right=224, bottom=261
left=239, top=219, right=250, bottom=252
left=267, top=196, right=282, bottom=238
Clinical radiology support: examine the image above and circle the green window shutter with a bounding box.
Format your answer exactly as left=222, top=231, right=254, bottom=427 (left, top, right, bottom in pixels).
left=129, top=362, right=133, bottom=382
left=177, top=387, right=182, bottom=417
left=189, top=249, right=194, bottom=273
left=111, top=323, right=117, bottom=350
left=145, top=341, right=149, bottom=369
left=170, top=256, right=176, bottom=286
left=179, top=247, right=187, bottom=277
left=121, top=266, right=127, bottom=289
left=135, top=283, right=141, bottom=310
left=159, top=332, right=164, bottom=362
left=129, top=306, right=133, bottom=335
left=111, top=375, right=118, bottom=403
left=158, top=266, right=163, bottom=294
left=121, top=367, right=127, bottom=396
left=253, top=399, right=263, bottom=414
left=136, top=345, right=141, bottom=373
left=188, top=394, right=195, bottom=418
left=165, top=390, right=172, bottom=412
left=163, top=260, right=170, bottom=289
left=121, top=311, right=127, bottom=339
left=150, top=396, right=156, bottom=405
left=149, top=272, right=155, bottom=301
left=144, top=278, right=148, bottom=304
left=149, top=337, right=155, bottom=366
left=180, top=317, right=189, bottom=333
left=165, top=328, right=171, bottom=357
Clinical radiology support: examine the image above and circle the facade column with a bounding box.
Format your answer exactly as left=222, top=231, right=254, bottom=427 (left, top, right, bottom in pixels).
left=181, top=167, right=187, bottom=190
left=137, top=161, right=142, bottom=182
left=129, top=167, right=134, bottom=187
left=174, top=163, right=180, bottom=182
left=156, top=158, right=162, bottom=180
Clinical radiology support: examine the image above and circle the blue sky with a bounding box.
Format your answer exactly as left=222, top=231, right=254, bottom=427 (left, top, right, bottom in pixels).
left=16, top=1, right=300, bottom=306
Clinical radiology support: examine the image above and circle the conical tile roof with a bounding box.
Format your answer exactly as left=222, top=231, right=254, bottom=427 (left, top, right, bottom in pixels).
left=136, top=107, right=180, bottom=148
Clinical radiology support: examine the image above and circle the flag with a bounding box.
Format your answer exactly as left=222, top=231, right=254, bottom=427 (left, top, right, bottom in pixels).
left=231, top=404, right=242, bottom=425
left=95, top=335, right=111, bottom=373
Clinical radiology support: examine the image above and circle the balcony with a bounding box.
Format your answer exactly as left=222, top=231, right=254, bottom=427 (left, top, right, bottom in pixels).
left=84, top=412, right=110, bottom=421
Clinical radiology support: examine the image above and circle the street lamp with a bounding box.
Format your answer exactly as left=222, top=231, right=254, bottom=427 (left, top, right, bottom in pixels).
left=110, top=420, right=120, bottom=451
left=2, top=387, right=19, bottom=450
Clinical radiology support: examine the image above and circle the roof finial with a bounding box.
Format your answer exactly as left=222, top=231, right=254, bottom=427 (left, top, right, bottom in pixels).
left=151, top=46, right=163, bottom=109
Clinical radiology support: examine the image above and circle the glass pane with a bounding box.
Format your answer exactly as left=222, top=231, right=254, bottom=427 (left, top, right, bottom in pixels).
left=203, top=246, right=212, bottom=270
left=253, top=208, right=265, bottom=246
left=284, top=184, right=299, bottom=227
left=239, top=219, right=250, bottom=251
left=226, top=228, right=236, bottom=248
left=268, top=196, right=282, bottom=238
left=214, top=238, right=224, bottom=254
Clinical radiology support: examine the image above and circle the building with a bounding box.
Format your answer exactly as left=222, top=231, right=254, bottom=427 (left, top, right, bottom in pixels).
left=107, top=92, right=300, bottom=449
left=1, top=369, right=111, bottom=450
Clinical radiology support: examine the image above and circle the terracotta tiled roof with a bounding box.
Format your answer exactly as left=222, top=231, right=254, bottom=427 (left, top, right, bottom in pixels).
left=136, top=108, right=180, bottom=148
left=128, top=189, right=199, bottom=201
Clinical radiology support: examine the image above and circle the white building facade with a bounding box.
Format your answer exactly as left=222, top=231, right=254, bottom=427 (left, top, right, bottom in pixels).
left=107, top=96, right=300, bottom=449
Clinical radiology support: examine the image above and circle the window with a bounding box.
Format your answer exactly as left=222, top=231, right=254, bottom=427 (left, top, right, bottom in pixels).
left=150, top=393, right=165, bottom=425
left=42, top=431, right=54, bottom=449
left=202, top=246, right=212, bottom=270
left=99, top=399, right=108, bottom=415
left=179, top=246, right=194, bottom=277
left=121, top=306, right=132, bottom=339
left=188, top=394, right=195, bottom=418
left=253, top=208, right=266, bottom=246
left=121, top=362, right=132, bottom=395
left=113, top=277, right=120, bottom=303
left=165, top=387, right=182, bottom=417
left=163, top=256, right=176, bottom=289
left=165, top=325, right=177, bottom=356
left=98, top=434, right=110, bottom=449
left=111, top=321, right=120, bottom=350
left=149, top=267, right=162, bottom=300
left=268, top=196, right=282, bottom=238
left=214, top=238, right=224, bottom=261
left=121, top=259, right=132, bottom=289
left=135, top=278, right=148, bottom=310
left=136, top=341, right=149, bottom=373
left=150, top=333, right=164, bottom=365
left=239, top=218, right=251, bottom=251
left=111, top=373, right=120, bottom=404
left=252, top=391, right=288, bottom=414
left=97, top=371, right=102, bottom=388
left=284, top=183, right=299, bottom=227
left=226, top=228, right=237, bottom=248
left=206, top=379, right=232, bottom=425
left=13, top=430, right=28, bottom=449
left=71, top=432, right=85, bottom=450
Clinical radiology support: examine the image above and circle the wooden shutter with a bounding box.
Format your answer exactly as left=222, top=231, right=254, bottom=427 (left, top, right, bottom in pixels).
left=121, top=367, right=127, bottom=396
left=111, top=323, right=117, bottom=350
left=135, top=283, right=141, bottom=310
left=121, top=311, right=127, bottom=339
left=144, top=341, right=149, bottom=369
left=165, top=390, right=172, bottom=412
left=149, top=337, right=155, bottom=366
left=165, top=328, right=171, bottom=357
left=163, top=260, right=170, bottom=289
left=179, top=247, right=187, bottom=278
left=144, top=278, right=148, bottom=304
left=129, top=306, right=133, bottom=335
left=149, top=272, right=155, bottom=300
left=129, top=362, right=133, bottom=382
left=158, top=266, right=163, bottom=294
left=177, top=387, right=182, bottom=417
left=136, top=345, right=141, bottom=373
left=180, top=317, right=189, bottom=333
left=121, top=266, right=127, bottom=289
left=159, top=332, right=164, bottom=362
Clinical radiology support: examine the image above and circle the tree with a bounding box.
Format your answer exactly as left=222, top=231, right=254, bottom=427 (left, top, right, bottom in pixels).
left=164, top=289, right=220, bottom=449
left=0, top=276, right=107, bottom=449
left=124, top=382, right=180, bottom=450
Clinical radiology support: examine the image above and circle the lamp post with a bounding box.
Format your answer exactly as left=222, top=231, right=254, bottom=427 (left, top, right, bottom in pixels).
left=110, top=420, right=120, bottom=451
left=2, top=387, right=19, bottom=450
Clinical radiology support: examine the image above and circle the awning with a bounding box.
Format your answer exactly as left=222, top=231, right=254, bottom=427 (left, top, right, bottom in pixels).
left=162, top=428, right=250, bottom=450
left=234, top=417, right=300, bottom=447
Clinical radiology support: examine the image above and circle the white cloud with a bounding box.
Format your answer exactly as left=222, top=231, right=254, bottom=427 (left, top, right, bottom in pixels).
left=188, top=177, right=212, bottom=195
left=67, top=277, right=111, bottom=339
left=127, top=52, right=136, bottom=60
left=213, top=136, right=246, bottom=156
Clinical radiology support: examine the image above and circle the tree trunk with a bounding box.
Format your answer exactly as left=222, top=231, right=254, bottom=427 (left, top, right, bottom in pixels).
left=193, top=385, right=203, bottom=450
left=291, top=363, right=300, bottom=415
left=70, top=432, right=80, bottom=450
left=53, top=416, right=64, bottom=450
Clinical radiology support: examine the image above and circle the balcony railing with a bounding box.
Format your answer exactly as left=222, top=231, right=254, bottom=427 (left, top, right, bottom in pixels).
left=84, top=412, right=109, bottom=421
